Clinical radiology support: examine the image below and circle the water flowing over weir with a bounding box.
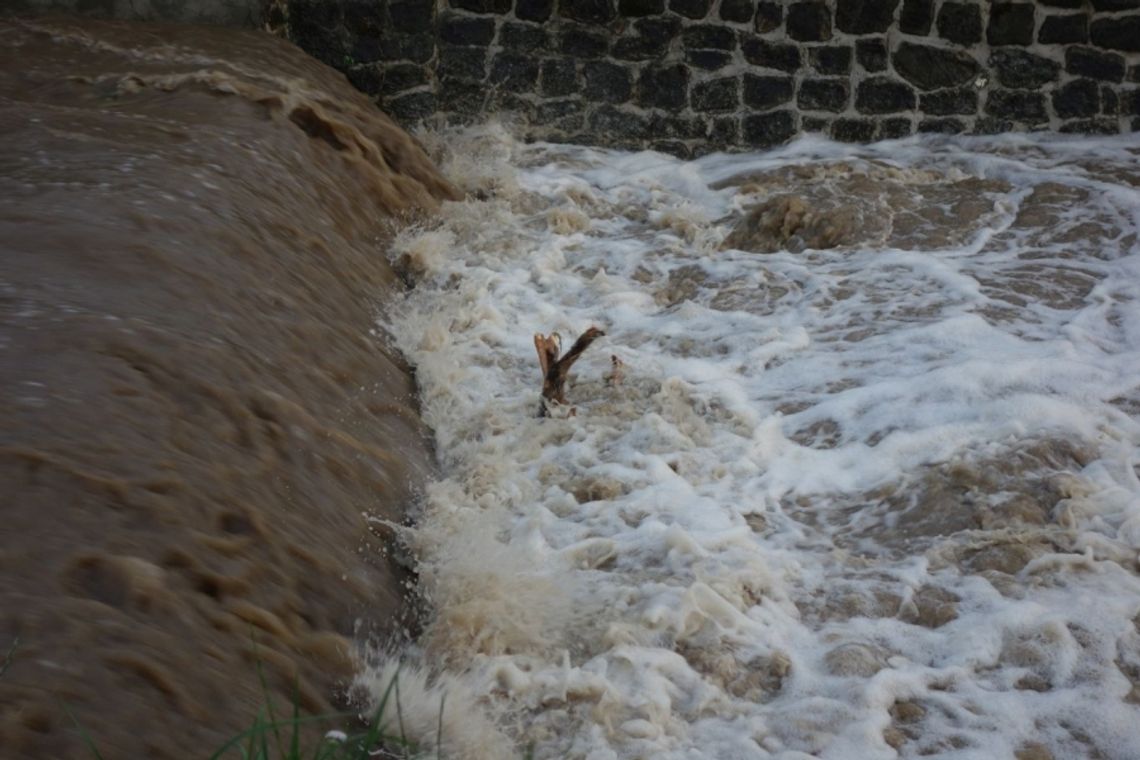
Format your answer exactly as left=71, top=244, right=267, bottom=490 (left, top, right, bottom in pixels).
left=373, top=126, right=1140, bottom=760
left=0, top=18, right=459, bottom=757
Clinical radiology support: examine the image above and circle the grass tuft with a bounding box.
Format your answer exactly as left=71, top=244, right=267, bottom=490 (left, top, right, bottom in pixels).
left=208, top=667, right=420, bottom=759
left=0, top=636, right=17, bottom=680
left=3, top=637, right=449, bottom=760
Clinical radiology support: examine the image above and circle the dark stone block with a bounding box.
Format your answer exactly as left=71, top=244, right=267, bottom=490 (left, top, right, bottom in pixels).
left=936, top=2, right=982, bottom=45
left=856, top=77, right=917, bottom=113
left=1066, top=47, right=1125, bottom=82
left=1059, top=118, right=1120, bottom=134
left=1133, top=90, right=1140, bottom=114
left=439, top=78, right=487, bottom=114
left=492, top=93, right=535, bottom=121
left=618, top=0, right=664, bottom=16
left=802, top=116, right=830, bottom=132
left=742, top=39, right=801, bottom=72
left=1053, top=79, right=1100, bottom=118
left=899, top=0, right=933, bottom=35
left=637, top=65, right=690, bottom=109
left=1039, top=0, right=1081, bottom=6
left=450, top=0, right=511, bottom=12
left=540, top=59, right=578, bottom=97
left=636, top=15, right=683, bottom=44
left=500, top=22, right=549, bottom=52
left=987, top=4, right=1036, bottom=46
left=685, top=50, right=734, bottom=70
left=293, top=0, right=345, bottom=39
left=561, top=28, right=609, bottom=57
left=583, top=61, right=633, bottom=103
left=985, top=89, right=1048, bottom=122
left=562, top=0, right=616, bottom=24
left=857, top=38, right=888, bottom=72
left=990, top=49, right=1060, bottom=89
left=709, top=117, right=739, bottom=145
left=342, top=1, right=379, bottom=36
left=919, top=117, right=965, bottom=133
left=536, top=99, right=584, bottom=130
left=921, top=118, right=971, bottom=135
left=920, top=87, right=977, bottom=114
left=683, top=24, right=737, bottom=49
left=1131, top=65, right=1140, bottom=83
left=742, top=110, right=796, bottom=147
left=692, top=77, right=739, bottom=111
left=378, top=33, right=435, bottom=63
left=490, top=53, right=540, bottom=92
left=893, top=42, right=978, bottom=89
left=798, top=78, right=849, bottom=111
left=670, top=0, right=711, bottom=19
left=879, top=117, right=913, bottom=138
left=787, top=2, right=833, bottom=41
left=588, top=105, right=650, bottom=140
left=973, top=116, right=1013, bottom=134
left=810, top=45, right=853, bottom=75
left=1038, top=14, right=1088, bottom=45
left=380, top=63, right=429, bottom=95
left=755, top=2, right=783, bottom=31
left=1102, top=86, right=1119, bottom=114
left=438, top=46, right=487, bottom=80
left=346, top=64, right=383, bottom=95
left=720, top=0, right=755, bottom=23
left=1091, top=15, right=1140, bottom=53
left=516, top=0, right=554, bottom=21
left=615, top=17, right=681, bottom=59
left=350, top=35, right=385, bottom=64
left=649, top=113, right=707, bottom=139
left=439, top=14, right=495, bottom=45
left=836, top=0, right=900, bottom=34
left=743, top=74, right=795, bottom=109
left=1091, top=0, right=1140, bottom=10
left=386, top=90, right=437, bottom=122
left=534, top=99, right=578, bottom=120
left=832, top=118, right=875, bottom=142
left=388, top=1, right=435, bottom=33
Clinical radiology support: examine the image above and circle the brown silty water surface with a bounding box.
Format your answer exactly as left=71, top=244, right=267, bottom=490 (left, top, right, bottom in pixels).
left=0, top=18, right=459, bottom=757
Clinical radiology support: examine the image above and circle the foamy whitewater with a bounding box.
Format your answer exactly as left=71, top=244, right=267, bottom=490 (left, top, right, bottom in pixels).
left=361, top=128, right=1140, bottom=760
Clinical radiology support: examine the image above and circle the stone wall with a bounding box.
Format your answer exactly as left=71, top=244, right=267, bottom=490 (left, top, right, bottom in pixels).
left=281, top=0, right=1140, bottom=155
left=7, top=0, right=1138, bottom=153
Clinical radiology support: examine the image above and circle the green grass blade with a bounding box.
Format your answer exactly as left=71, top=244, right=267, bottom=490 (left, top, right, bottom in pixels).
left=62, top=702, right=106, bottom=760
left=356, top=669, right=400, bottom=754
left=395, top=673, right=410, bottom=759
left=0, top=636, right=18, bottom=680
left=244, top=707, right=263, bottom=760
left=250, top=636, right=287, bottom=757
left=288, top=678, right=300, bottom=760
left=436, top=692, right=446, bottom=760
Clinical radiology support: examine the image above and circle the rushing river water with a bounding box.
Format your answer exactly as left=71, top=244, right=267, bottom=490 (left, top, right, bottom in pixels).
left=0, top=17, right=455, bottom=758
left=4, top=15, right=1140, bottom=760
left=368, top=126, right=1140, bottom=760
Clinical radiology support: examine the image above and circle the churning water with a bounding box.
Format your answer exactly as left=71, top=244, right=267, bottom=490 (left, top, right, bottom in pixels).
left=363, top=126, right=1140, bottom=760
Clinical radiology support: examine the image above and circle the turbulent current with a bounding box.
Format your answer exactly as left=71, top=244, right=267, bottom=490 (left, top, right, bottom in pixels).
left=370, top=127, right=1140, bottom=760
left=4, top=16, right=1140, bottom=760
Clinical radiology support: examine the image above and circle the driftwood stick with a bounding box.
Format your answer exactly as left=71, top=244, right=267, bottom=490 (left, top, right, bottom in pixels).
left=606, top=354, right=624, bottom=387
left=534, top=326, right=605, bottom=416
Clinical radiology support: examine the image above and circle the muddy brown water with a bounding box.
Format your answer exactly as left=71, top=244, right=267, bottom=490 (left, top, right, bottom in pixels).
left=0, top=18, right=459, bottom=757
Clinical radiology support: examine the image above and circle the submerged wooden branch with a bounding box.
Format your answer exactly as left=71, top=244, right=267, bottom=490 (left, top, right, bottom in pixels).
left=534, top=326, right=605, bottom=416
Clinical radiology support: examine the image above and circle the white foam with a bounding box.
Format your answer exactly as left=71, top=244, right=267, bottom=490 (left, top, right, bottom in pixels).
left=376, top=130, right=1140, bottom=759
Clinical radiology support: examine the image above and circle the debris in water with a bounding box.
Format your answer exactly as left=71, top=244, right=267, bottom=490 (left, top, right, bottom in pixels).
left=534, top=326, right=605, bottom=417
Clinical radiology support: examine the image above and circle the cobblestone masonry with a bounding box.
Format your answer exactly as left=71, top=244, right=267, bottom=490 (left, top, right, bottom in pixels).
left=277, top=0, right=1140, bottom=155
